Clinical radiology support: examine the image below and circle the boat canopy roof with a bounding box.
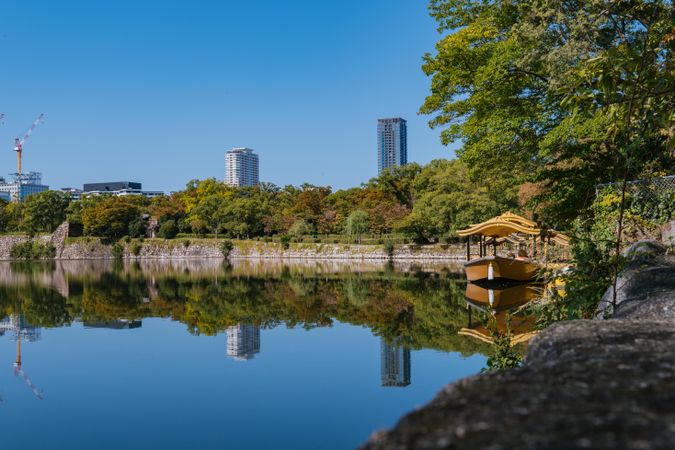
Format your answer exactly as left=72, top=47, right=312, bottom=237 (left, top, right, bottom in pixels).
left=549, top=231, right=571, bottom=246
left=457, top=212, right=540, bottom=237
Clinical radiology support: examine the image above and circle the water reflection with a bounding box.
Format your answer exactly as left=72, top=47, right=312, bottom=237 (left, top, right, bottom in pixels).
left=0, top=314, right=44, bottom=400
left=227, top=324, right=261, bottom=361
left=459, top=282, right=541, bottom=346
left=0, top=260, right=486, bottom=357
left=380, top=338, right=411, bottom=387
left=84, top=320, right=142, bottom=329
left=0, top=260, right=491, bottom=450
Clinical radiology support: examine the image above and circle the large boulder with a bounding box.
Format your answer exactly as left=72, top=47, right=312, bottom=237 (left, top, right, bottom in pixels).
left=595, top=240, right=675, bottom=320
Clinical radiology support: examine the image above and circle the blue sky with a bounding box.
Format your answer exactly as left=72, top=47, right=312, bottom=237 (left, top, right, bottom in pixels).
left=0, top=0, right=457, bottom=192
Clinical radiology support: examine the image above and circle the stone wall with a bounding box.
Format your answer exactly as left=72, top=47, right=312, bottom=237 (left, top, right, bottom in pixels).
left=0, top=232, right=467, bottom=261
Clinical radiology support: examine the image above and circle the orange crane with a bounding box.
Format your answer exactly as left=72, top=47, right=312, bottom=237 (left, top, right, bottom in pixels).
left=13, top=113, right=45, bottom=177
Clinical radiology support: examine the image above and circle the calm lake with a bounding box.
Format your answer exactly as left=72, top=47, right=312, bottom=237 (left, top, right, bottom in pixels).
left=0, top=259, right=489, bottom=450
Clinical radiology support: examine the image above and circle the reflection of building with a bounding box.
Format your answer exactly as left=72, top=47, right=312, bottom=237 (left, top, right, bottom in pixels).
left=0, top=314, right=42, bottom=342
left=226, top=324, right=260, bottom=361
left=83, top=320, right=142, bottom=329
left=380, top=338, right=411, bottom=387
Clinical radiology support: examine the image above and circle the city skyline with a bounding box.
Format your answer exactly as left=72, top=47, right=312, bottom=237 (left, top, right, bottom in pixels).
left=0, top=1, right=459, bottom=194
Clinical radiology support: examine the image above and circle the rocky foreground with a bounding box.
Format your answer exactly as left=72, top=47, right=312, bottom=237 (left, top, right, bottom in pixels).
left=361, top=241, right=675, bottom=450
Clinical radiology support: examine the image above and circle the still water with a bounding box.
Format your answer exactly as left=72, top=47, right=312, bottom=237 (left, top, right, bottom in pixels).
left=0, top=259, right=489, bottom=450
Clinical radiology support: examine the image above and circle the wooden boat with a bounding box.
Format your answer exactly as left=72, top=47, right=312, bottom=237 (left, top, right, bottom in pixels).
left=465, top=282, right=541, bottom=311
left=456, top=212, right=570, bottom=282
left=463, top=256, right=540, bottom=282
left=458, top=311, right=538, bottom=346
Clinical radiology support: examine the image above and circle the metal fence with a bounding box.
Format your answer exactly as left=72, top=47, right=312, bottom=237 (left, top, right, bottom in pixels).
left=595, top=175, right=675, bottom=201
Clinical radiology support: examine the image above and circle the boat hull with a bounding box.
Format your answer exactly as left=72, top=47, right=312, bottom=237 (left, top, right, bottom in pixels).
left=463, top=256, right=540, bottom=282
left=465, top=282, right=541, bottom=311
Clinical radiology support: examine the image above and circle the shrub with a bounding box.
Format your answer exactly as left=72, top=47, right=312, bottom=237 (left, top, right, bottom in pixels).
left=288, top=219, right=314, bottom=239
left=122, top=235, right=131, bottom=243
left=280, top=234, right=291, bottom=250
left=130, top=242, right=143, bottom=256
left=384, top=240, right=395, bottom=259
left=182, top=239, right=191, bottom=248
left=111, top=243, right=124, bottom=259
left=158, top=219, right=179, bottom=239
left=221, top=239, right=234, bottom=257
left=10, top=241, right=56, bottom=260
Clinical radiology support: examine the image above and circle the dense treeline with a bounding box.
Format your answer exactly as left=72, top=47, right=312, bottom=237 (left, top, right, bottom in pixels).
left=0, top=159, right=518, bottom=243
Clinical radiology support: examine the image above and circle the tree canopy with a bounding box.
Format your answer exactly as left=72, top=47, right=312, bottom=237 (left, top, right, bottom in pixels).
left=422, top=0, right=674, bottom=226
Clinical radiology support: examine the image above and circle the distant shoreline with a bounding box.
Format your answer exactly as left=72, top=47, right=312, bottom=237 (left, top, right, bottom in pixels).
left=0, top=231, right=469, bottom=262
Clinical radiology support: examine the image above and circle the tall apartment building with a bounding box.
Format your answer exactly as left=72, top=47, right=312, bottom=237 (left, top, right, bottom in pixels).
left=225, top=148, right=259, bottom=187
left=380, top=338, right=411, bottom=387
left=377, top=118, right=407, bottom=174
left=226, top=324, right=261, bottom=361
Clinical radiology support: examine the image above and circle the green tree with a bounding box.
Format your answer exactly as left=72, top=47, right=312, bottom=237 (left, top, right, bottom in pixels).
left=422, top=0, right=674, bottom=226
left=157, top=219, right=179, bottom=239
left=191, top=194, right=226, bottom=238
left=288, top=219, right=314, bottom=239
left=398, top=159, right=515, bottom=242
left=366, top=164, right=422, bottom=209
left=344, top=210, right=369, bottom=243
left=81, top=197, right=144, bottom=241
left=22, top=191, right=70, bottom=232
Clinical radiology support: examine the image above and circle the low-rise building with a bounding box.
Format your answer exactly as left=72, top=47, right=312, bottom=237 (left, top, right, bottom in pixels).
left=60, top=187, right=83, bottom=201
left=82, top=181, right=164, bottom=199
left=0, top=172, right=49, bottom=202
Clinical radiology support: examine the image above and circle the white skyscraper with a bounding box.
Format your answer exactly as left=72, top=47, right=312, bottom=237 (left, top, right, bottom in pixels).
left=225, top=148, right=259, bottom=187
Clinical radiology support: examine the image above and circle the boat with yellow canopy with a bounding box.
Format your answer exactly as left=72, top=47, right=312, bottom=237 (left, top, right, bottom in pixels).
left=457, top=212, right=569, bottom=282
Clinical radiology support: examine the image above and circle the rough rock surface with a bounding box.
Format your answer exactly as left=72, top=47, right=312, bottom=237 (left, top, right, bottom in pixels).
left=361, top=241, right=675, bottom=450
left=596, top=240, right=675, bottom=320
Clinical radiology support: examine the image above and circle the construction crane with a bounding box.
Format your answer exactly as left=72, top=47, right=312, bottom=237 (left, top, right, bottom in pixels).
left=13, top=113, right=45, bottom=177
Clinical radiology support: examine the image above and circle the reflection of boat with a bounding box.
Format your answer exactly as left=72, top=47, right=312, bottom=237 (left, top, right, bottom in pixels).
left=459, top=311, right=538, bottom=346
left=465, top=282, right=541, bottom=311
left=463, top=256, right=540, bottom=282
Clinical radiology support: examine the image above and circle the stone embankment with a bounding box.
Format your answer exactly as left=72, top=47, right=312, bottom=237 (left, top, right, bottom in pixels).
left=361, top=240, right=675, bottom=450
left=0, top=225, right=467, bottom=261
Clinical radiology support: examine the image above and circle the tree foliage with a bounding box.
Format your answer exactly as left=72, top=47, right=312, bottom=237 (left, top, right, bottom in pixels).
left=423, top=0, right=674, bottom=226
left=22, top=191, right=70, bottom=233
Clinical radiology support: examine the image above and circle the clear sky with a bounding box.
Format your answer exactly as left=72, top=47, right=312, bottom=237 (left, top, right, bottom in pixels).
left=0, top=0, right=457, bottom=193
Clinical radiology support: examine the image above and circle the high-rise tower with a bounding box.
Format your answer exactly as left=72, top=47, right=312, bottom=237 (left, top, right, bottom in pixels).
left=225, top=148, right=259, bottom=187
left=377, top=118, right=407, bottom=174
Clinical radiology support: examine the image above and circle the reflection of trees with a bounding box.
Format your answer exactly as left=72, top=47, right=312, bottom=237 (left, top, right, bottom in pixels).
left=0, top=268, right=491, bottom=356
left=342, top=276, right=371, bottom=307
